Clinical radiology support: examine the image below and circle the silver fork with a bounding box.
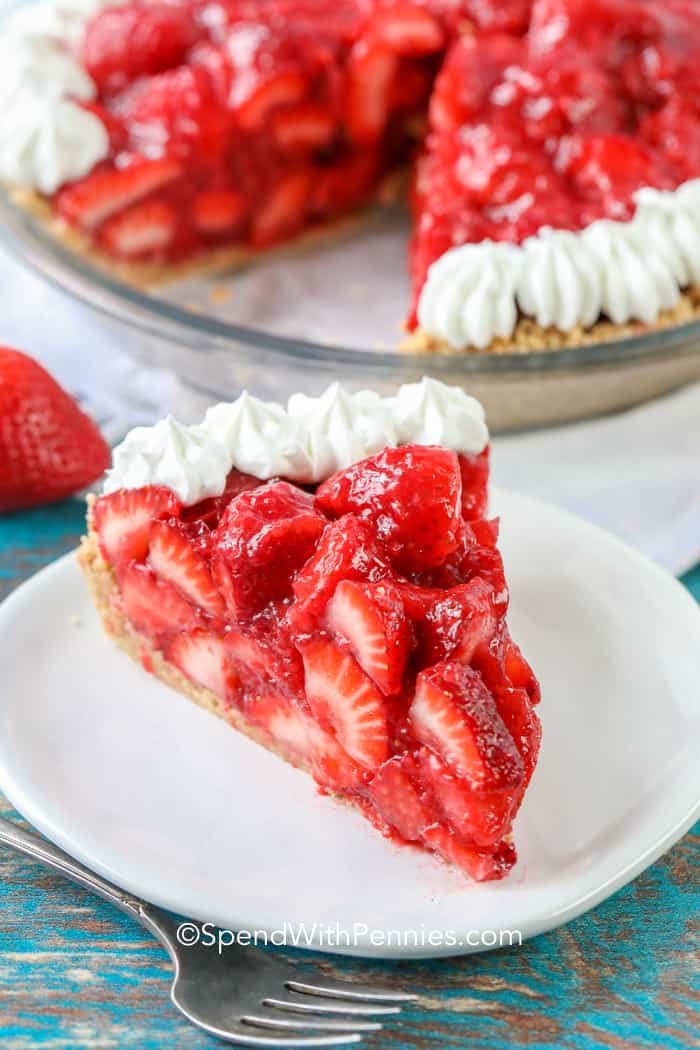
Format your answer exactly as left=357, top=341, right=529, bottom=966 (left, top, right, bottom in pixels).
left=0, top=816, right=415, bottom=1046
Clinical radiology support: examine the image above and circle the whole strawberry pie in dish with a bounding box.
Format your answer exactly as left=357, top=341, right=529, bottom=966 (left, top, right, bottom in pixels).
left=3, top=0, right=700, bottom=352
left=78, top=379, right=541, bottom=880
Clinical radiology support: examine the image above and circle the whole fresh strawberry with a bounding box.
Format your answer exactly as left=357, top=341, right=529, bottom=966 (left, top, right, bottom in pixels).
left=0, top=347, right=111, bottom=512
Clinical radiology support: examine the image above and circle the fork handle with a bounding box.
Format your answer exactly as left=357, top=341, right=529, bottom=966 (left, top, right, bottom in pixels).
left=0, top=814, right=155, bottom=926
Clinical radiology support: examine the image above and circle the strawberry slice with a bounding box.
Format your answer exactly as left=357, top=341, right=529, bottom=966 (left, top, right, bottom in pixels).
left=212, top=480, right=325, bottom=618
left=250, top=171, right=311, bottom=246
left=345, top=38, right=398, bottom=145
left=100, top=200, right=177, bottom=259
left=193, top=190, right=248, bottom=235
left=55, top=158, right=182, bottom=231
left=421, top=824, right=517, bottom=881
left=409, top=661, right=524, bottom=791
left=272, top=104, right=338, bottom=151
left=315, top=445, right=463, bottom=572
left=325, top=578, right=409, bottom=696
left=254, top=693, right=364, bottom=790
left=416, top=748, right=516, bottom=848
left=291, top=514, right=391, bottom=628
left=301, top=638, right=389, bottom=770
left=120, top=563, right=198, bottom=638
left=148, top=519, right=225, bottom=618
left=373, top=5, right=445, bottom=55
left=235, top=71, right=308, bottom=131
left=93, top=486, right=180, bottom=569
left=164, top=630, right=235, bottom=701
left=368, top=757, right=432, bottom=841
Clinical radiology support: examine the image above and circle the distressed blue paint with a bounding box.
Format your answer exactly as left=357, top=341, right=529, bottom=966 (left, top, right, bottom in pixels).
left=0, top=502, right=698, bottom=1050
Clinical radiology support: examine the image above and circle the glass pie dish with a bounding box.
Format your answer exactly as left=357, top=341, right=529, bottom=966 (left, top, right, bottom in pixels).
left=3, top=181, right=700, bottom=432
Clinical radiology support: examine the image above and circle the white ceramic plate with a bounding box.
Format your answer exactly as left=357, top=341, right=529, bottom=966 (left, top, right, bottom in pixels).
left=1, top=490, right=699, bottom=959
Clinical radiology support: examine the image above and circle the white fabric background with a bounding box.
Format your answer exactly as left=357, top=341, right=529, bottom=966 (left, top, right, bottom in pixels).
left=2, top=243, right=698, bottom=576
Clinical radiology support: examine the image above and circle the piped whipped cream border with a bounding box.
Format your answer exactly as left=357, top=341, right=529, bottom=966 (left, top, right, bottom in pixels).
left=0, top=0, right=111, bottom=194
left=417, top=178, right=700, bottom=350
left=104, top=378, right=489, bottom=505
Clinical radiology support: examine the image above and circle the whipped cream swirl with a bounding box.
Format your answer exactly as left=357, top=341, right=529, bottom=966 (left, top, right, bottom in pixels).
left=104, top=378, right=490, bottom=505
left=417, top=177, right=700, bottom=349
left=417, top=242, right=522, bottom=350
left=0, top=0, right=110, bottom=193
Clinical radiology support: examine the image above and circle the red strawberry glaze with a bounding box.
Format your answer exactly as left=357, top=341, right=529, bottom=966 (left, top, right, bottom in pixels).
left=408, top=0, right=700, bottom=319
left=55, top=0, right=450, bottom=261
left=39, top=0, right=700, bottom=318
left=92, top=445, right=541, bottom=881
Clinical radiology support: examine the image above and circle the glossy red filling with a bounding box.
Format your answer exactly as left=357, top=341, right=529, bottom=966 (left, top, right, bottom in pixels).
left=408, top=0, right=700, bottom=317
left=51, top=0, right=700, bottom=329
left=54, top=0, right=452, bottom=258
left=92, top=444, right=541, bottom=881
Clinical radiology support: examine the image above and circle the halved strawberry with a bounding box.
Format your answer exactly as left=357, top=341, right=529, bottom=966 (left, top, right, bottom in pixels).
left=421, top=824, right=516, bottom=881
left=212, top=480, right=325, bottom=618
left=193, top=189, right=248, bottom=235
left=373, top=5, right=445, bottom=55
left=325, top=578, right=409, bottom=695
left=235, top=71, right=308, bottom=131
left=428, top=34, right=524, bottom=133
left=181, top=469, right=262, bottom=528
left=164, top=630, right=235, bottom=701
left=250, top=171, right=311, bottom=246
left=291, top=514, right=391, bottom=629
left=93, top=486, right=180, bottom=570
left=301, top=638, right=389, bottom=770
left=315, top=445, right=463, bottom=573
left=148, top=519, right=225, bottom=618
left=120, top=563, right=198, bottom=638
left=416, top=748, right=516, bottom=848
left=100, top=200, right=177, bottom=259
left=411, top=576, right=502, bottom=666
left=345, top=38, right=398, bottom=145
left=272, top=104, right=338, bottom=151
left=55, top=158, right=182, bottom=231
left=368, top=756, right=432, bottom=841
left=254, top=693, right=364, bottom=790
left=409, top=661, right=524, bottom=791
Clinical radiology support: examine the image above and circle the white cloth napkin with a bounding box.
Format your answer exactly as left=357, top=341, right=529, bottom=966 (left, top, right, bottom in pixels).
left=2, top=244, right=699, bottom=575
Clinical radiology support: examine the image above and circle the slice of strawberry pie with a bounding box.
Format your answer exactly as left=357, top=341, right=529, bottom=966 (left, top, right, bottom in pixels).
left=79, top=380, right=541, bottom=880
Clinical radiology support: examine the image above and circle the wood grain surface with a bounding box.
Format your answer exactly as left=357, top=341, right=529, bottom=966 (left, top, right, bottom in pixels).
left=0, top=500, right=698, bottom=1050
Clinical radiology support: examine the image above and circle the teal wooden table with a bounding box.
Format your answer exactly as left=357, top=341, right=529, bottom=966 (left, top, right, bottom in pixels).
left=1, top=500, right=698, bottom=1050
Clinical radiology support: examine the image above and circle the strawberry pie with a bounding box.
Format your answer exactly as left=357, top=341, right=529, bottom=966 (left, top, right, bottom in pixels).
left=4, top=0, right=700, bottom=351
left=78, top=379, right=542, bottom=880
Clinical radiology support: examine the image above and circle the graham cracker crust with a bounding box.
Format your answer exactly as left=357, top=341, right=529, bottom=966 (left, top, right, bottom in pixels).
left=77, top=514, right=312, bottom=778
left=401, top=285, right=700, bottom=355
